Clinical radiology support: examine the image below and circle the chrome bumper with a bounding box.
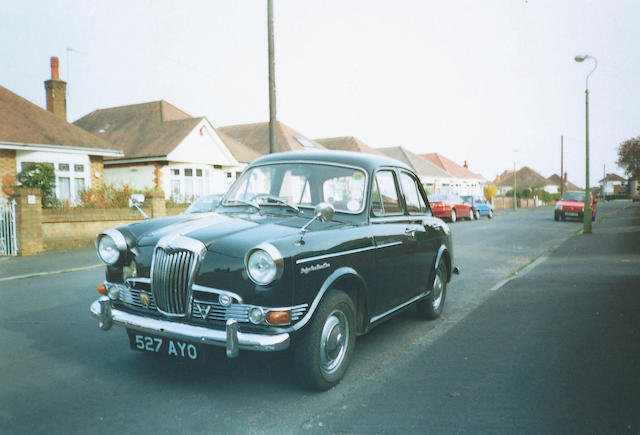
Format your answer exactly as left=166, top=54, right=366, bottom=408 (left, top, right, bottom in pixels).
left=90, top=297, right=290, bottom=358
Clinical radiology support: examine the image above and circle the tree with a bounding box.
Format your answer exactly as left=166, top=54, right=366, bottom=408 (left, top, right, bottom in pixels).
left=16, top=162, right=59, bottom=208
left=483, top=185, right=497, bottom=200
left=617, top=137, right=640, bottom=180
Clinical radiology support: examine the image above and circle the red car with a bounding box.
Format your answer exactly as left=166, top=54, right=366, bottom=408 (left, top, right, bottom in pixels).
left=428, top=193, right=474, bottom=222
left=554, top=191, right=598, bottom=221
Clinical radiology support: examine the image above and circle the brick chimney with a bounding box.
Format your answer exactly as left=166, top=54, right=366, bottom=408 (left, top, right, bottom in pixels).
left=44, top=56, right=67, bottom=121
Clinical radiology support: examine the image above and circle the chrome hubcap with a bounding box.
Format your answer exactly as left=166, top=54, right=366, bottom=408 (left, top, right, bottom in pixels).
left=432, top=273, right=443, bottom=310
left=320, top=310, right=349, bottom=375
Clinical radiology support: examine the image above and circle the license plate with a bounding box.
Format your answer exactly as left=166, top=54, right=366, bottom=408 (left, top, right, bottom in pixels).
left=127, top=331, right=200, bottom=361
left=566, top=212, right=578, bottom=216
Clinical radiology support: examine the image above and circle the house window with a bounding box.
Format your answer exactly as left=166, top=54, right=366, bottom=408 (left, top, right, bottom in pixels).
left=74, top=164, right=84, bottom=173
left=172, top=169, right=180, bottom=176
left=171, top=180, right=180, bottom=196
left=196, top=169, right=203, bottom=177
left=184, top=168, right=193, bottom=177
left=226, top=172, right=233, bottom=178
left=75, top=178, right=85, bottom=198
left=58, top=163, right=70, bottom=171
left=20, top=162, right=36, bottom=171
left=59, top=177, right=71, bottom=200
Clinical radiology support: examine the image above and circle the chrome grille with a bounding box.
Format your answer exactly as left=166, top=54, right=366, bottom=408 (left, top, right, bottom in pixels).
left=192, top=299, right=308, bottom=324
left=119, top=282, right=156, bottom=311
left=151, top=247, right=198, bottom=316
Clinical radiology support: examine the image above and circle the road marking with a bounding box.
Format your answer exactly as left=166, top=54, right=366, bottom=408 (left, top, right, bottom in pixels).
left=0, top=264, right=103, bottom=282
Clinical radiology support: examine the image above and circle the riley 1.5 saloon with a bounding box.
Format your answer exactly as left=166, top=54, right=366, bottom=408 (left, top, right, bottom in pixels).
left=90, top=151, right=459, bottom=390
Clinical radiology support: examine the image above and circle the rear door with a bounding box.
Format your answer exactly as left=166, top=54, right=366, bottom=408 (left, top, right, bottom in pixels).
left=398, top=171, right=441, bottom=296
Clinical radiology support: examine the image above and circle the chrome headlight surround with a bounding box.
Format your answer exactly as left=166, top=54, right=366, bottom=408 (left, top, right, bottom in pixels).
left=245, top=243, right=284, bottom=286
left=95, top=229, right=127, bottom=265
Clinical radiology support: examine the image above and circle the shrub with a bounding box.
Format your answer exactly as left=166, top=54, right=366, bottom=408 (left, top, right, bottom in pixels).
left=16, top=162, right=59, bottom=208
left=78, top=184, right=133, bottom=208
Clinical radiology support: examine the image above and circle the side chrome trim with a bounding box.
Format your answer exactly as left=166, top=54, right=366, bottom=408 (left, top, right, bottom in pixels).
left=369, top=292, right=428, bottom=324
left=296, top=241, right=401, bottom=265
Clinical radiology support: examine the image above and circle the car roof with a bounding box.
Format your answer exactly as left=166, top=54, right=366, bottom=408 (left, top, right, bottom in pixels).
left=250, top=150, right=412, bottom=173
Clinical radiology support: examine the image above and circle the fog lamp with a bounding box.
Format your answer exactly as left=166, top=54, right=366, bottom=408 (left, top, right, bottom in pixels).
left=108, top=286, right=120, bottom=300
left=248, top=307, right=265, bottom=324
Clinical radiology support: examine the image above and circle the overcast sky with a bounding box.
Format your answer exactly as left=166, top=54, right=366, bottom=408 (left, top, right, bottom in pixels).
left=2, top=0, right=639, bottom=186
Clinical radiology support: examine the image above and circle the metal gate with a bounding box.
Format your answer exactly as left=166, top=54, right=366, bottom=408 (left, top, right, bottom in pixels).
left=0, top=198, right=18, bottom=256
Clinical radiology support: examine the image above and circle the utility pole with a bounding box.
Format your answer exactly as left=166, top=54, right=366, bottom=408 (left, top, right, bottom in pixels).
left=560, top=135, right=564, bottom=197
left=513, top=161, right=517, bottom=211
left=267, top=0, right=277, bottom=154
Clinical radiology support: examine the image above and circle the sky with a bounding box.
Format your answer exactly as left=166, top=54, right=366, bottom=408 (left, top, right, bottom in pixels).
left=2, top=0, right=639, bottom=186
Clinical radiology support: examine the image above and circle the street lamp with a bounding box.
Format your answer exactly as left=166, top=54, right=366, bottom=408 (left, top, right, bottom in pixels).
left=513, top=149, right=518, bottom=211
left=574, top=54, right=597, bottom=233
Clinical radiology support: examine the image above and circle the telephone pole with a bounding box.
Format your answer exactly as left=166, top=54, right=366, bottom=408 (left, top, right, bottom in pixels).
left=560, top=135, right=564, bottom=197
left=267, top=0, right=277, bottom=154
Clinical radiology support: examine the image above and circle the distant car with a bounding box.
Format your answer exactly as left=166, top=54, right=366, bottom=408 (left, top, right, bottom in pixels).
left=428, top=193, right=474, bottom=222
left=554, top=191, right=598, bottom=221
left=461, top=195, right=494, bottom=219
left=184, top=194, right=223, bottom=214
left=633, top=194, right=640, bottom=203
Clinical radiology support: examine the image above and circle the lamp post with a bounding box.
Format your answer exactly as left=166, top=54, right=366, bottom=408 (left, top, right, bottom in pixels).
left=574, top=54, right=597, bottom=233
left=513, top=149, right=518, bottom=211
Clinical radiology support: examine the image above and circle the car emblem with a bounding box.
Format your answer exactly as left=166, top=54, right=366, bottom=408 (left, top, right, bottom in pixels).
left=139, top=292, right=150, bottom=308
left=195, top=303, right=212, bottom=319
left=219, top=294, right=232, bottom=307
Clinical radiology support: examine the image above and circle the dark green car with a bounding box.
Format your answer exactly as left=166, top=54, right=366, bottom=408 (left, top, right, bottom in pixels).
left=91, top=151, right=458, bottom=390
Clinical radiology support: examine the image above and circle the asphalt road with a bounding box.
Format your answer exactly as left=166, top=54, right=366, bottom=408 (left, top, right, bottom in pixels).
left=0, top=201, right=636, bottom=434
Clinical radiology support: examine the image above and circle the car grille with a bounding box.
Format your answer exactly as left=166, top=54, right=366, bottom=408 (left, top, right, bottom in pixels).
left=118, top=279, right=308, bottom=325
left=151, top=247, right=198, bottom=316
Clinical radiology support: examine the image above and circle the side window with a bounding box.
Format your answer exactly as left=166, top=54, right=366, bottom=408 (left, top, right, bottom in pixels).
left=371, top=170, right=402, bottom=216
left=400, top=172, right=427, bottom=214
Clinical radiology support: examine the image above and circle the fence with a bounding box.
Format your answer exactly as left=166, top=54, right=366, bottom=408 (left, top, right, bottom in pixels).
left=0, top=198, right=18, bottom=256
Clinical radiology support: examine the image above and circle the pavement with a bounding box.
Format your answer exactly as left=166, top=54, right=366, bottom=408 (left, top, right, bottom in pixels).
left=307, top=201, right=640, bottom=433
left=0, top=248, right=100, bottom=281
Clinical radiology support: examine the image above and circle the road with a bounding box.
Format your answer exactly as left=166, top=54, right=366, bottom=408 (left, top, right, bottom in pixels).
left=0, top=201, right=636, bottom=434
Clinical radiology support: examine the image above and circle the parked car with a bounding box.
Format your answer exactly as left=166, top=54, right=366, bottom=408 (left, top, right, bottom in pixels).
left=461, top=195, right=494, bottom=219
left=184, top=193, right=223, bottom=214
left=427, top=193, right=474, bottom=222
left=554, top=191, right=598, bottom=221
left=90, top=151, right=459, bottom=390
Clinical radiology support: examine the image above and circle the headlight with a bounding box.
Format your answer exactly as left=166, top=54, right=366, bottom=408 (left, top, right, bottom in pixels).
left=245, top=243, right=283, bottom=286
left=555, top=204, right=563, bottom=210
left=95, top=230, right=127, bottom=265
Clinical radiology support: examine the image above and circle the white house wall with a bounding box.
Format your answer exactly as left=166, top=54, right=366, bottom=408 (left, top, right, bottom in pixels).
left=15, top=150, right=92, bottom=202
left=167, top=120, right=238, bottom=166
left=104, top=165, right=156, bottom=191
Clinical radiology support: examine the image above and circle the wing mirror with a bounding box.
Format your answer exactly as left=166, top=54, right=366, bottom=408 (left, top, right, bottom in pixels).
left=129, top=194, right=150, bottom=219
left=297, top=202, right=335, bottom=245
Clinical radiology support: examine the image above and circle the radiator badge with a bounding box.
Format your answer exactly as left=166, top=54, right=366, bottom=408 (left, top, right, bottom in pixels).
left=195, top=303, right=212, bottom=320
left=300, top=262, right=330, bottom=275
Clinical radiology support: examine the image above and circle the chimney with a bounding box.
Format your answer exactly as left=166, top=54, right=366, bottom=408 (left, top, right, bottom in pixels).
left=463, top=160, right=468, bottom=168
left=44, top=56, right=67, bottom=121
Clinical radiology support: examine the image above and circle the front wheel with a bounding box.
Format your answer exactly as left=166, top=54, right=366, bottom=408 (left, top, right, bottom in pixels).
left=450, top=208, right=457, bottom=223
left=294, top=290, right=356, bottom=391
left=474, top=210, right=480, bottom=220
left=417, top=261, right=447, bottom=320
left=488, top=209, right=494, bottom=219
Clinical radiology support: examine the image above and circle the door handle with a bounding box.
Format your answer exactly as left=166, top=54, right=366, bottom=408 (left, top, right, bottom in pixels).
left=404, top=228, right=417, bottom=238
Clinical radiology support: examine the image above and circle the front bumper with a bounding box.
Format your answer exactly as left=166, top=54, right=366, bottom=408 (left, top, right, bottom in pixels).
left=90, top=297, right=290, bottom=358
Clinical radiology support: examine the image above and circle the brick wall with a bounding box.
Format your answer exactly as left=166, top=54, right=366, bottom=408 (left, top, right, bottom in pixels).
left=1, top=149, right=17, bottom=198
left=90, top=156, right=104, bottom=190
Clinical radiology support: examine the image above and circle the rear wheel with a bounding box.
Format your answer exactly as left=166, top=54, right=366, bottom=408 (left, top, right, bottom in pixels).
left=417, top=261, right=447, bottom=320
left=554, top=212, right=559, bottom=221
left=450, top=209, right=457, bottom=223
left=488, top=209, right=493, bottom=219
left=294, top=290, right=356, bottom=391
left=468, top=209, right=474, bottom=220
left=474, top=210, right=480, bottom=220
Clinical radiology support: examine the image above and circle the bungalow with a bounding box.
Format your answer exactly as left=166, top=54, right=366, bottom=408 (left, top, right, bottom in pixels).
left=598, top=173, right=626, bottom=195
left=74, top=101, right=255, bottom=200
left=314, top=136, right=384, bottom=156
left=376, top=147, right=454, bottom=194
left=218, top=121, right=327, bottom=155
left=546, top=173, right=580, bottom=194
left=494, top=166, right=554, bottom=195
left=420, top=153, right=486, bottom=197
left=0, top=57, right=123, bottom=202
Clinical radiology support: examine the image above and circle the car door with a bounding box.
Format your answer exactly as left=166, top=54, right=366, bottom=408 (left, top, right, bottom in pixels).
left=369, top=169, right=416, bottom=319
left=398, top=171, right=440, bottom=296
